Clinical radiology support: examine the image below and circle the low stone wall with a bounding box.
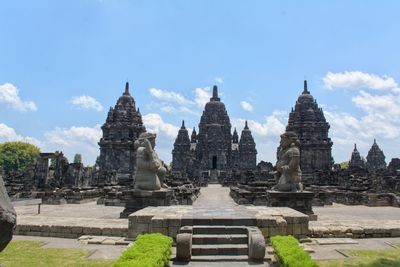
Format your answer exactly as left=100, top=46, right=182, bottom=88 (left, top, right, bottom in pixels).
left=230, top=185, right=270, bottom=205
left=15, top=216, right=127, bottom=239
left=312, top=189, right=400, bottom=207
left=309, top=220, right=400, bottom=238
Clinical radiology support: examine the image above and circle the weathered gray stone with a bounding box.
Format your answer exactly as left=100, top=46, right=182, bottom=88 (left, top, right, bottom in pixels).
left=247, top=227, right=266, bottom=260
left=176, top=233, right=192, bottom=261
left=0, top=175, right=16, bottom=252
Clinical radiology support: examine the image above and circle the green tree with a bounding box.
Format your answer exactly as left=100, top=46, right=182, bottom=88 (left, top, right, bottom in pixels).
left=0, top=142, right=40, bottom=172
left=73, top=154, right=82, bottom=164
left=340, top=161, right=349, bottom=169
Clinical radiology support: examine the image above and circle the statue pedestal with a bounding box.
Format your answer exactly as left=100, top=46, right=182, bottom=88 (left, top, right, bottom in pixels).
left=267, top=191, right=316, bottom=220
left=120, top=189, right=175, bottom=218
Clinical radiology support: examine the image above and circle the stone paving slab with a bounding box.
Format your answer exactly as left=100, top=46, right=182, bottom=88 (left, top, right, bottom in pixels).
left=309, top=237, right=400, bottom=261
left=12, top=235, right=126, bottom=260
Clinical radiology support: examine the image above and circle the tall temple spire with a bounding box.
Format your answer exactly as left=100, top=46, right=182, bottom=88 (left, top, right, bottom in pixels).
left=210, top=85, right=220, bottom=101
left=124, top=81, right=130, bottom=95
left=303, top=80, right=310, bottom=94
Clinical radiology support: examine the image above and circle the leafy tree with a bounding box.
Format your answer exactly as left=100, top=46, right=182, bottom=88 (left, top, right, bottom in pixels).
left=340, top=161, right=349, bottom=169
left=73, top=154, right=82, bottom=164
left=0, top=142, right=40, bottom=172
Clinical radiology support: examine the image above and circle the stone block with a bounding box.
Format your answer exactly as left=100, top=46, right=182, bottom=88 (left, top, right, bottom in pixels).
left=176, top=233, right=192, bottom=261
left=248, top=227, right=266, bottom=260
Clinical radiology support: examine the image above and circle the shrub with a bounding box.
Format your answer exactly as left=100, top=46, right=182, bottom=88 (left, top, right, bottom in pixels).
left=271, top=235, right=318, bottom=267
left=114, top=233, right=173, bottom=267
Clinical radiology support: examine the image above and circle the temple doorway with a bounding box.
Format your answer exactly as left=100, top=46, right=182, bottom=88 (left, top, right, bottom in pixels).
left=212, top=156, right=217, bottom=170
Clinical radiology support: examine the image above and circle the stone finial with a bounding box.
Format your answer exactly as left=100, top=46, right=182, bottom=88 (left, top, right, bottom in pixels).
left=181, top=120, right=185, bottom=129
left=374, top=138, right=376, bottom=144
left=354, top=143, right=357, bottom=150
left=303, top=80, right=310, bottom=94
left=137, top=107, right=140, bottom=114
left=244, top=120, right=249, bottom=129
left=210, top=85, right=220, bottom=101
left=124, top=81, right=130, bottom=95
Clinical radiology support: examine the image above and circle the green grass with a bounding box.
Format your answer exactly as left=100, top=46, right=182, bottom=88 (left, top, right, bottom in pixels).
left=114, top=233, right=172, bottom=267
left=318, top=249, right=400, bottom=267
left=0, top=240, right=114, bottom=267
left=271, top=235, right=318, bottom=267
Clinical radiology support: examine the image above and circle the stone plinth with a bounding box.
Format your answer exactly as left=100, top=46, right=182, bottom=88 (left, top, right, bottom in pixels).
left=120, top=189, right=175, bottom=218
left=267, top=191, right=315, bottom=219
left=128, top=206, right=309, bottom=240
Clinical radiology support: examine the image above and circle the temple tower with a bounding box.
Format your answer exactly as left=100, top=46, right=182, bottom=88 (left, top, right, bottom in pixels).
left=286, top=80, right=333, bottom=179
left=172, top=121, right=191, bottom=174
left=366, top=139, right=386, bottom=171
left=238, top=121, right=257, bottom=170
left=349, top=144, right=365, bottom=169
left=196, top=85, right=233, bottom=172
left=97, top=82, right=146, bottom=185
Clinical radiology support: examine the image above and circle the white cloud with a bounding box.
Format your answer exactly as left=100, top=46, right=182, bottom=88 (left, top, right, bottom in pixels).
left=194, top=87, right=211, bottom=107
left=43, top=125, right=102, bottom=165
left=233, top=111, right=287, bottom=137
left=0, top=83, right=37, bottom=112
left=323, top=71, right=398, bottom=91
left=149, top=88, right=193, bottom=105
left=70, top=95, right=103, bottom=112
left=160, top=105, right=176, bottom=113
left=215, top=77, right=224, bottom=84
left=142, top=113, right=179, bottom=139
left=240, top=101, right=254, bottom=112
left=0, top=123, right=41, bottom=146
left=231, top=111, right=287, bottom=163
left=324, top=90, right=400, bottom=163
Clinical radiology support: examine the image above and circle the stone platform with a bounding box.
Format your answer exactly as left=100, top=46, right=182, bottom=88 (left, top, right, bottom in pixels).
left=128, top=205, right=310, bottom=240
left=266, top=190, right=315, bottom=219
left=120, top=189, right=175, bottom=218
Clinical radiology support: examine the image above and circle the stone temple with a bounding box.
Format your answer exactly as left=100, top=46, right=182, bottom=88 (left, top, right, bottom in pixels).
left=97, top=82, right=146, bottom=186
left=348, top=144, right=365, bottom=170
left=172, top=85, right=257, bottom=182
left=285, top=80, right=333, bottom=182
left=366, top=139, right=386, bottom=171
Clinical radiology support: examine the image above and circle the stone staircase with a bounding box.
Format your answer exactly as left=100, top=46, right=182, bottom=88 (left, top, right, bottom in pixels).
left=176, top=225, right=265, bottom=262
left=191, top=225, right=249, bottom=261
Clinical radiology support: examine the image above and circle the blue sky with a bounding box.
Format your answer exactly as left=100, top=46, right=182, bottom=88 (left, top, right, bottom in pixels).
left=1, top=1, right=400, bottom=165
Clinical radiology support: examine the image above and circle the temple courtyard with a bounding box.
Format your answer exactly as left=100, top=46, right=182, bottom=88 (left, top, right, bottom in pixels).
left=11, top=184, right=400, bottom=264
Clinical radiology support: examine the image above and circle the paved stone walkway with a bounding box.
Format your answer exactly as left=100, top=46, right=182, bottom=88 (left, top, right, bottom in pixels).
left=193, top=184, right=238, bottom=208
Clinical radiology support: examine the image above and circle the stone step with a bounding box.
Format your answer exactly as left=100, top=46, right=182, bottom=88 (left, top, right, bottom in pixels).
left=190, top=255, right=249, bottom=261
left=192, top=234, right=248, bottom=245
left=192, top=244, right=248, bottom=256
left=192, top=218, right=256, bottom=226
left=192, top=225, right=248, bottom=235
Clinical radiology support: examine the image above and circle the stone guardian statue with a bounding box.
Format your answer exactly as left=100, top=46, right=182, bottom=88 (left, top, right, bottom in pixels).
left=134, top=132, right=168, bottom=190
left=272, top=131, right=303, bottom=192
left=0, top=174, right=16, bottom=251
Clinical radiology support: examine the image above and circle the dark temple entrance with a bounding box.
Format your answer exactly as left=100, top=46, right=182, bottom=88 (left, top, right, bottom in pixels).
left=212, top=156, right=217, bottom=170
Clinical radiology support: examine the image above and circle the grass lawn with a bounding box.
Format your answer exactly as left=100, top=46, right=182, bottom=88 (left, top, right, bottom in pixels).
left=0, top=240, right=115, bottom=267
left=318, top=249, right=400, bottom=267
